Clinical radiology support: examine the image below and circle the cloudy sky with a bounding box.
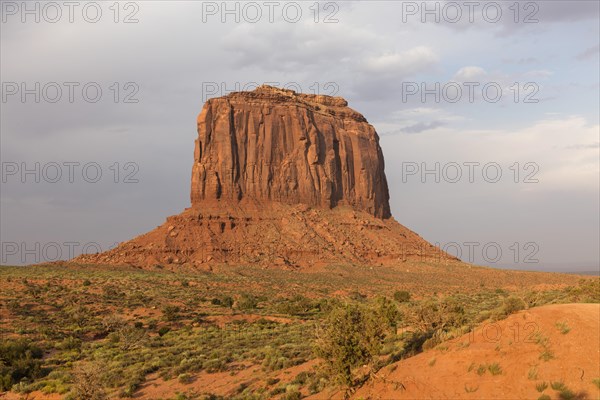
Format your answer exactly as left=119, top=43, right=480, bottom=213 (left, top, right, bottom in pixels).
left=1, top=0, right=598, bottom=271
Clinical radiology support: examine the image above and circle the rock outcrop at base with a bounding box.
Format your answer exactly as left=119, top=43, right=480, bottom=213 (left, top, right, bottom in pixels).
left=74, top=204, right=450, bottom=269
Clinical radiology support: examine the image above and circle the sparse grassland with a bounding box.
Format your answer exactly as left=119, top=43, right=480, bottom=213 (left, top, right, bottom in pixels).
left=533, top=332, right=556, bottom=362
left=0, top=263, right=598, bottom=398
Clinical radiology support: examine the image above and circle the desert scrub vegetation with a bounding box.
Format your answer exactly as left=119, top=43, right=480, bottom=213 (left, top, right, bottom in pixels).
left=490, top=296, right=526, bottom=320
left=466, top=362, right=503, bottom=377
left=533, top=332, right=555, bottom=362
left=274, top=294, right=321, bottom=316
left=555, top=321, right=571, bottom=334
left=547, top=381, right=587, bottom=400
left=528, top=366, right=539, bottom=380
left=535, top=381, right=548, bottom=392
left=464, top=384, right=479, bottom=393
left=393, top=290, right=411, bottom=303
left=1, top=264, right=598, bottom=398
left=487, top=362, right=502, bottom=375
left=0, top=339, right=46, bottom=391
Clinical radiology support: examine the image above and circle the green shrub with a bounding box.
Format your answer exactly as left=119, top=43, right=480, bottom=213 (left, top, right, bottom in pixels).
left=557, top=388, right=576, bottom=400
left=393, top=290, right=411, bottom=303
left=488, top=363, right=502, bottom=375
left=237, top=293, right=258, bottom=310
left=178, top=373, right=193, bottom=384
left=162, top=305, right=181, bottom=321
left=476, top=364, right=486, bottom=376
left=528, top=367, right=538, bottom=380
left=221, top=296, right=234, bottom=308
left=101, top=314, right=126, bottom=333
left=269, top=386, right=286, bottom=396
left=158, top=326, right=171, bottom=337
left=535, top=381, right=548, bottom=392
left=59, top=336, right=82, bottom=351
left=348, top=291, right=366, bottom=302
left=407, top=298, right=466, bottom=333
left=494, top=296, right=526, bottom=319
left=0, top=339, right=46, bottom=391
left=200, top=394, right=224, bottom=400
left=202, top=358, right=227, bottom=373
left=283, top=386, right=302, bottom=400
left=262, top=347, right=289, bottom=372
left=117, top=325, right=147, bottom=350
left=314, top=303, right=386, bottom=386
left=291, top=371, right=312, bottom=385
left=464, top=384, right=479, bottom=393
left=211, top=296, right=234, bottom=308
left=266, top=377, right=280, bottom=385
left=375, top=296, right=400, bottom=330
left=539, top=348, right=555, bottom=361
left=276, top=295, right=315, bottom=316
left=555, top=321, right=571, bottom=334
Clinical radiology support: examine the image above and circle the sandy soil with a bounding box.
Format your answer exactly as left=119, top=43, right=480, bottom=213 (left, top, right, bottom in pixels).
left=312, top=303, right=600, bottom=399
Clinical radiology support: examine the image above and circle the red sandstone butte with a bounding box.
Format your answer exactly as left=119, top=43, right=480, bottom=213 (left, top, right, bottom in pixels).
left=74, top=85, right=453, bottom=269
left=191, top=85, right=390, bottom=219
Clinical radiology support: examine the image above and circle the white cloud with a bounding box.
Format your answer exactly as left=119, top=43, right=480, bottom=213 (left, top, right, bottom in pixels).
left=453, top=66, right=487, bottom=81
left=364, top=46, right=439, bottom=75
left=222, top=20, right=379, bottom=72
left=576, top=44, right=600, bottom=61
left=384, top=115, right=599, bottom=191
left=523, top=70, right=554, bottom=79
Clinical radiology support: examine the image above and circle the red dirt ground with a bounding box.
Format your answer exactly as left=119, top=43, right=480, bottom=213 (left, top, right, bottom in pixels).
left=311, top=303, right=600, bottom=399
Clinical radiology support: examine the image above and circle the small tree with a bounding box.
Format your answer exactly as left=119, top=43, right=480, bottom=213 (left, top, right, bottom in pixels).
left=221, top=296, right=234, bottom=308
left=493, top=296, right=526, bottom=319
left=162, top=305, right=181, bottom=321
left=407, top=298, right=465, bottom=333
left=237, top=293, right=258, bottom=311
left=0, top=339, right=44, bottom=391
left=375, top=296, right=401, bottom=331
left=101, top=314, right=126, bottom=334
left=117, top=325, right=147, bottom=351
left=71, top=362, right=107, bottom=400
left=314, top=303, right=386, bottom=387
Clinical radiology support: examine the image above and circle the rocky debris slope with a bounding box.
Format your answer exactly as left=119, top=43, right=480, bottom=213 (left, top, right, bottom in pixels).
left=75, top=203, right=449, bottom=269
left=74, top=86, right=454, bottom=269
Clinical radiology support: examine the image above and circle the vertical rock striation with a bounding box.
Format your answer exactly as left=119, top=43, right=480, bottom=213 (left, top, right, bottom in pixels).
left=190, top=85, right=391, bottom=219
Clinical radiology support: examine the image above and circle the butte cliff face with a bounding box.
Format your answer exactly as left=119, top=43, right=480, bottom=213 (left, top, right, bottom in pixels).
left=74, top=86, right=453, bottom=269
left=191, top=86, right=391, bottom=219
